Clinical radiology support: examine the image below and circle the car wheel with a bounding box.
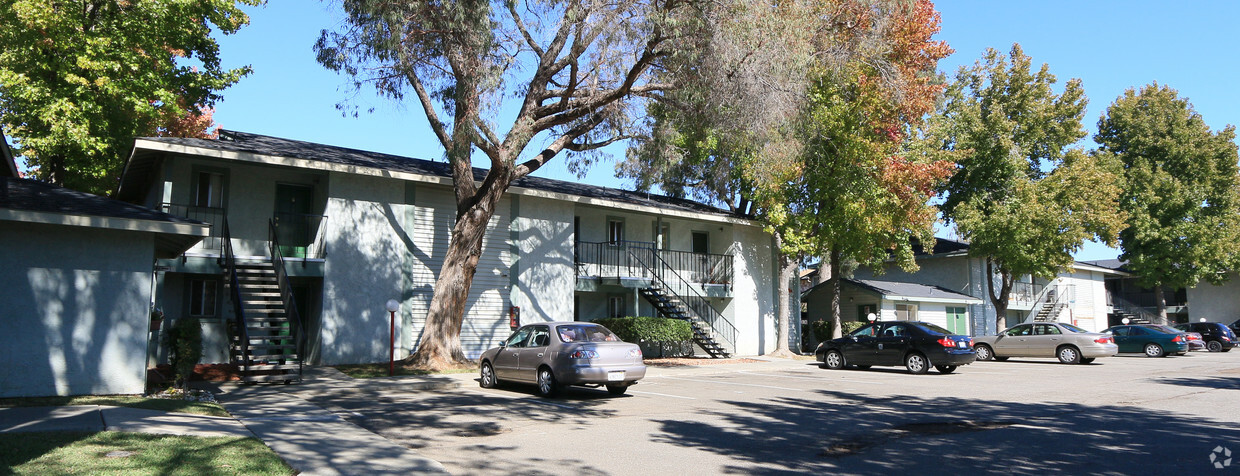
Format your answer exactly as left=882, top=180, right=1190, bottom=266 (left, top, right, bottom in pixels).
left=606, top=384, right=628, bottom=395
left=905, top=353, right=929, bottom=375
left=1057, top=346, right=1081, bottom=364
left=536, top=367, right=560, bottom=397
left=824, top=349, right=846, bottom=370
left=974, top=344, right=994, bottom=361
left=1080, top=357, right=1096, bottom=364
left=1144, top=343, right=1164, bottom=358
left=479, top=361, right=498, bottom=388
left=1207, top=340, right=1224, bottom=352
left=935, top=365, right=957, bottom=374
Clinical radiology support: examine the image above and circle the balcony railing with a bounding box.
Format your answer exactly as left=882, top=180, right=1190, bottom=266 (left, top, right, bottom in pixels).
left=272, top=212, right=328, bottom=260
left=1008, top=282, right=1044, bottom=305
left=574, top=240, right=732, bottom=286
left=161, top=203, right=225, bottom=255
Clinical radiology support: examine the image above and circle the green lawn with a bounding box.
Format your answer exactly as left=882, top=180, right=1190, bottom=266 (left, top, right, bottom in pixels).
left=0, top=396, right=229, bottom=418
left=0, top=431, right=292, bottom=475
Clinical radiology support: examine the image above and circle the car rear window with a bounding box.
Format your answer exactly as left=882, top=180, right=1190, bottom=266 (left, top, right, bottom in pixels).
left=557, top=324, right=620, bottom=343
left=910, top=322, right=953, bottom=336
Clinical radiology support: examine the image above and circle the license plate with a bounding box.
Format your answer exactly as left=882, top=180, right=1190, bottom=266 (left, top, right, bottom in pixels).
left=958, top=341, right=967, bottom=348
left=607, top=371, right=625, bottom=381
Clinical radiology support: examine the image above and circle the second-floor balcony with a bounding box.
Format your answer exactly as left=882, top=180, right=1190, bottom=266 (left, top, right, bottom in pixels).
left=160, top=203, right=328, bottom=261
left=574, top=240, right=733, bottom=288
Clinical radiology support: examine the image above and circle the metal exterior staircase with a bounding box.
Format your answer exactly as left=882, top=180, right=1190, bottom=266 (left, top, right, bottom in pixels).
left=640, top=283, right=732, bottom=358
left=228, top=261, right=302, bottom=383
left=221, top=218, right=305, bottom=384
left=627, top=246, right=735, bottom=358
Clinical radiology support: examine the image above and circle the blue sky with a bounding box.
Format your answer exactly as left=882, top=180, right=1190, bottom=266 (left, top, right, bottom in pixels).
left=208, top=1, right=1240, bottom=261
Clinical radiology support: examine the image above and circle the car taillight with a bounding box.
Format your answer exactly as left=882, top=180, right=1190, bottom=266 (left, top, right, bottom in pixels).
left=1188, top=334, right=1201, bottom=340
left=628, top=348, right=642, bottom=359
left=569, top=350, right=599, bottom=359
left=1095, top=336, right=1113, bottom=344
left=938, top=337, right=955, bottom=348
left=1172, top=335, right=1184, bottom=343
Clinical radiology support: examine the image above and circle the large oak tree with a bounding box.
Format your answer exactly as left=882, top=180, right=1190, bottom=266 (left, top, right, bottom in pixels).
left=932, top=44, right=1126, bottom=331
left=0, top=0, right=259, bottom=194
left=1095, top=84, right=1240, bottom=324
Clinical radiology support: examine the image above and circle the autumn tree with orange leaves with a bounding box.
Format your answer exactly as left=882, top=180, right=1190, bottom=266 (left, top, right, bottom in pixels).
left=624, top=0, right=956, bottom=349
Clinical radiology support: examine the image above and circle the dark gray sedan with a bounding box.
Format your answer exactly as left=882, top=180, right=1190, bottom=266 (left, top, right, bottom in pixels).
left=478, top=321, right=646, bottom=397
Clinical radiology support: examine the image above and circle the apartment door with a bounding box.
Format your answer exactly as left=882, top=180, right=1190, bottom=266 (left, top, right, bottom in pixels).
left=274, top=184, right=314, bottom=257
left=946, top=307, right=968, bottom=335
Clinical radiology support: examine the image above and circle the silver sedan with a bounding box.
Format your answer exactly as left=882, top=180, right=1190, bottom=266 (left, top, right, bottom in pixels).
left=478, top=321, right=646, bottom=397
left=973, top=322, right=1119, bottom=364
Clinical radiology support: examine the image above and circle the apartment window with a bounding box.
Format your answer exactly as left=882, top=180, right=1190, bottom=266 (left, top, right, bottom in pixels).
left=692, top=231, right=710, bottom=254
left=194, top=171, right=225, bottom=208
left=895, top=304, right=918, bottom=321
left=608, top=296, right=626, bottom=318
left=608, top=218, right=625, bottom=244
left=189, top=279, right=219, bottom=318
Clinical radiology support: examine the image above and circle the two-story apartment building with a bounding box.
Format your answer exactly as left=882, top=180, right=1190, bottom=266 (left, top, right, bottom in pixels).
left=846, top=238, right=1125, bottom=335
left=116, top=131, right=782, bottom=381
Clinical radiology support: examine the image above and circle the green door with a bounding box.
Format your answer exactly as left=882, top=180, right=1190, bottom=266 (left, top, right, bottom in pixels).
left=946, top=307, right=968, bottom=335
left=274, top=184, right=314, bottom=258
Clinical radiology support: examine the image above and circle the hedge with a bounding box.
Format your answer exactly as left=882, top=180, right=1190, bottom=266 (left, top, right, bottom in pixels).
left=811, top=319, right=868, bottom=341
left=594, top=316, right=693, bottom=343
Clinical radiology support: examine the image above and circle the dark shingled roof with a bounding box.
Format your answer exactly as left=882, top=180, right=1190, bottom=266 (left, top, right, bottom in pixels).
left=911, top=237, right=971, bottom=256
left=1079, top=259, right=1128, bottom=272
left=2, top=132, right=17, bottom=178
left=2, top=176, right=203, bottom=225
left=132, top=130, right=739, bottom=218
left=846, top=278, right=980, bottom=302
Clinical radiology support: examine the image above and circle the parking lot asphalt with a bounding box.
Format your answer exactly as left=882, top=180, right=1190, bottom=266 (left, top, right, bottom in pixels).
left=276, top=351, right=1240, bottom=475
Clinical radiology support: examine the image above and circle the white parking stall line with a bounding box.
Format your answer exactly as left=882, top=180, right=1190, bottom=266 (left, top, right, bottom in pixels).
left=660, top=376, right=804, bottom=392
left=629, top=390, right=696, bottom=400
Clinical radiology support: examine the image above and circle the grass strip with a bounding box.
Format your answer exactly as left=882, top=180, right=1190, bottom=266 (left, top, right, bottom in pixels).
left=333, top=362, right=477, bottom=379
left=0, top=431, right=292, bottom=475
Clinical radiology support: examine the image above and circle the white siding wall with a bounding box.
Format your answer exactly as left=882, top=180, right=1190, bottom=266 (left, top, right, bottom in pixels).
left=730, top=224, right=777, bottom=356
left=1055, top=270, right=1109, bottom=332
left=1187, top=272, right=1240, bottom=324
left=509, top=196, right=575, bottom=334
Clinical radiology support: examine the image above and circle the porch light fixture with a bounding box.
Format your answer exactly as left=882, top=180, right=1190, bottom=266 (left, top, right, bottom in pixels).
left=386, top=299, right=400, bottom=376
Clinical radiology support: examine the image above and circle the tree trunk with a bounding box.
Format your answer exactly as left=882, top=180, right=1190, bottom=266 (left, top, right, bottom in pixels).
left=1153, top=285, right=1168, bottom=325
left=986, top=258, right=1015, bottom=331
left=405, top=178, right=508, bottom=370
left=828, top=247, right=843, bottom=339
left=771, top=231, right=797, bottom=356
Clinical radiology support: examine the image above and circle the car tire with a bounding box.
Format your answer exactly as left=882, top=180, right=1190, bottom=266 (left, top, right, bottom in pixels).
left=935, top=365, right=957, bottom=374
left=974, top=344, right=994, bottom=361
left=824, top=349, right=846, bottom=370
left=536, top=367, right=560, bottom=398
left=1207, top=340, right=1224, bottom=352
left=905, top=353, right=929, bottom=375
left=480, top=361, right=498, bottom=388
left=1144, top=343, right=1164, bottom=358
left=606, top=384, right=628, bottom=395
left=1080, top=357, right=1096, bottom=364
left=1057, top=346, right=1081, bottom=364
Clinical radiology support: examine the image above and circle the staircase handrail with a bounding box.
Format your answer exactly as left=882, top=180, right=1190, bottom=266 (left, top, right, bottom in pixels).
left=1111, top=294, right=1161, bottom=323
left=627, top=244, right=737, bottom=354
left=269, top=219, right=306, bottom=379
left=222, top=219, right=249, bottom=368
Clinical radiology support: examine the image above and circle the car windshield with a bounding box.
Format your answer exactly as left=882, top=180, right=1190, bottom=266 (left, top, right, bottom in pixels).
left=1057, top=323, right=1088, bottom=333
left=911, top=322, right=952, bottom=336
left=557, top=324, right=619, bottom=343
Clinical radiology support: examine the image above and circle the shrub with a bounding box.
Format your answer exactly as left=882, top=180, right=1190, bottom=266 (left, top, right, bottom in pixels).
left=594, top=316, right=693, bottom=343
left=163, top=317, right=203, bottom=390
left=811, top=319, right=868, bottom=341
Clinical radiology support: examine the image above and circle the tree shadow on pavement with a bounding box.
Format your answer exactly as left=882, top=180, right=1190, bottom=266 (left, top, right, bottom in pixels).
left=651, top=389, right=1240, bottom=475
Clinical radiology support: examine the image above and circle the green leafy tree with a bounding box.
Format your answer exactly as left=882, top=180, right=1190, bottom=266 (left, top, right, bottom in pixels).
left=0, top=0, right=259, bottom=195
left=1095, top=83, right=1240, bottom=324
left=933, top=44, right=1126, bottom=331
left=624, top=0, right=954, bottom=347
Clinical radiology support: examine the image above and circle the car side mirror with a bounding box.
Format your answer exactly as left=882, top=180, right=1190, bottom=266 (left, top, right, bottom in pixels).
left=498, top=341, right=507, bottom=348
